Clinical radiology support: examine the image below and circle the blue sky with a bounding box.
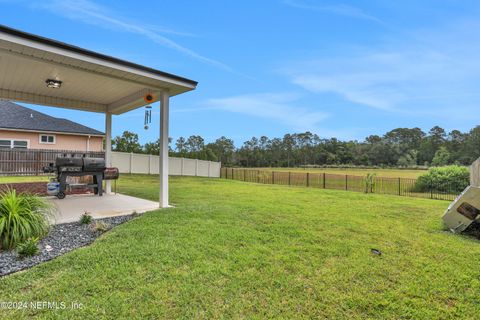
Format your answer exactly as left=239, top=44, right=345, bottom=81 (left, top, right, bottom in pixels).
left=2, top=0, right=480, bottom=145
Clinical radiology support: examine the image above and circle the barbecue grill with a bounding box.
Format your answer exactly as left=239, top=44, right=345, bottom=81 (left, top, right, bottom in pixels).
left=43, top=155, right=119, bottom=199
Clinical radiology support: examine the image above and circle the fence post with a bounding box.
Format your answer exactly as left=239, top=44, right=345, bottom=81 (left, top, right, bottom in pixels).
left=345, top=175, right=348, bottom=190
left=306, top=172, right=309, bottom=187
left=35, top=151, right=40, bottom=176
left=208, top=161, right=211, bottom=177
left=148, top=154, right=152, bottom=174
left=288, top=172, right=291, bottom=185
left=398, top=177, right=401, bottom=196
left=195, top=159, right=199, bottom=176
left=244, top=169, right=246, bottom=181
left=272, top=171, right=275, bottom=184
left=323, top=173, right=326, bottom=189
left=181, top=158, right=185, bottom=175
left=129, top=152, right=133, bottom=174
left=257, top=170, right=260, bottom=183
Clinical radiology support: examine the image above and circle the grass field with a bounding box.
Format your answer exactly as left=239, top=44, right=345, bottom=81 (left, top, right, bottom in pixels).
left=0, top=176, right=50, bottom=183
left=0, top=175, right=478, bottom=318
left=255, top=167, right=428, bottom=178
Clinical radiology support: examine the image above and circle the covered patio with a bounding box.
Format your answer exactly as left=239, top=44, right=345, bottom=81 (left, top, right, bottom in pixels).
left=0, top=25, right=197, bottom=217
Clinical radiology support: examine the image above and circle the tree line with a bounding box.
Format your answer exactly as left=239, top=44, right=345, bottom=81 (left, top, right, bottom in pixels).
left=111, top=125, right=480, bottom=167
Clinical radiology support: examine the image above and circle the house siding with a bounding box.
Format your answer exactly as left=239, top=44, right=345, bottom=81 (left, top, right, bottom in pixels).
left=0, top=130, right=103, bottom=151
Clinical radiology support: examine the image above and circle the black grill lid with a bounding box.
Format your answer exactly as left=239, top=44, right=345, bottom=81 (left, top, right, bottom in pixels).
left=55, top=157, right=83, bottom=167
left=83, top=157, right=106, bottom=171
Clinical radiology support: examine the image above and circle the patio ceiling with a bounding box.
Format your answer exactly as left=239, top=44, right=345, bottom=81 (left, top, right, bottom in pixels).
left=0, top=24, right=197, bottom=114
left=0, top=24, right=198, bottom=208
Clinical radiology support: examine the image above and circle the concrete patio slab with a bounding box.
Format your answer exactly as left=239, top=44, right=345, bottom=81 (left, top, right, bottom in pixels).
left=48, top=193, right=160, bottom=224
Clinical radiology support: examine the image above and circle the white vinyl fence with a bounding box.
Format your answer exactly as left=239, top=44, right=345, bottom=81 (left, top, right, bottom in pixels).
left=111, top=152, right=221, bottom=177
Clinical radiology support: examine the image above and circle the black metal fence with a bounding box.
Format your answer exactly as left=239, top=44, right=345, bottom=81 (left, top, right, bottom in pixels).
left=221, top=168, right=459, bottom=201
left=0, top=148, right=105, bottom=176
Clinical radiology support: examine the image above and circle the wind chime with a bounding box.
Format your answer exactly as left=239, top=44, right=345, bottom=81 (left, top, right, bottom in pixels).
left=144, top=105, right=152, bottom=130
left=143, top=93, right=154, bottom=130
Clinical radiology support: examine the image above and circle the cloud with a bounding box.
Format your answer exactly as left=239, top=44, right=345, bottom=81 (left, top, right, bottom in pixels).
left=283, top=0, right=382, bottom=23
left=33, top=0, right=231, bottom=71
left=205, top=93, right=329, bottom=130
left=281, top=19, right=480, bottom=120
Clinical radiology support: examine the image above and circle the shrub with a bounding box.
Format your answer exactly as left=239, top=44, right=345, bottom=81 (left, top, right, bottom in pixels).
left=364, top=173, right=376, bottom=193
left=90, top=221, right=109, bottom=233
left=0, top=189, right=52, bottom=250
left=16, top=237, right=40, bottom=257
left=414, top=165, right=469, bottom=193
left=79, top=212, right=93, bottom=224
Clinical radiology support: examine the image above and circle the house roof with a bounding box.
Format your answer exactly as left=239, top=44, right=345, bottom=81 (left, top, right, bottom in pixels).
left=0, top=24, right=197, bottom=114
left=0, top=24, right=197, bottom=88
left=0, top=101, right=104, bottom=136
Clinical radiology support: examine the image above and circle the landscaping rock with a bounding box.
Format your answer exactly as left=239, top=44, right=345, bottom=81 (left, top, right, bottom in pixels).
left=0, top=214, right=136, bottom=277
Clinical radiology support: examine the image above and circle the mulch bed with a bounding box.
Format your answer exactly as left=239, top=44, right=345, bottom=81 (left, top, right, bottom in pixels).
left=0, top=214, right=139, bottom=277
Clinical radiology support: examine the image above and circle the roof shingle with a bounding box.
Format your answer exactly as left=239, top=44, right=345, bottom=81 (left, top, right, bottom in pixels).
left=0, top=101, right=104, bottom=136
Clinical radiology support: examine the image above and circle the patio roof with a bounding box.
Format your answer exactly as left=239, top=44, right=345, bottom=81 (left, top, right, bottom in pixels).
left=0, top=24, right=198, bottom=208
left=0, top=24, right=197, bottom=114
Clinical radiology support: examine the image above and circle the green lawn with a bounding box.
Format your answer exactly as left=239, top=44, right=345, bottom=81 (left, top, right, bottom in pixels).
left=0, top=175, right=479, bottom=319
left=255, top=167, right=427, bottom=178
left=0, top=176, right=50, bottom=183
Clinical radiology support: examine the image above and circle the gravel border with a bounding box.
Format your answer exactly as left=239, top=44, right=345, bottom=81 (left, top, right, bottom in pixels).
left=0, top=214, right=139, bottom=277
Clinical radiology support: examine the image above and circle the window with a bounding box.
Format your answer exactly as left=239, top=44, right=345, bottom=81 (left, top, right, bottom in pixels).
left=39, top=134, right=55, bottom=144
left=0, top=140, right=10, bottom=149
left=13, top=141, right=28, bottom=149
left=0, top=139, right=29, bottom=149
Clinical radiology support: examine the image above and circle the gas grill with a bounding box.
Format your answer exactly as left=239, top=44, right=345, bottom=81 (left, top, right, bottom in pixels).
left=43, top=155, right=119, bottom=199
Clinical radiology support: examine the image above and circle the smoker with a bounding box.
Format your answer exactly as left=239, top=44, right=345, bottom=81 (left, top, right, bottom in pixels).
left=43, top=155, right=119, bottom=199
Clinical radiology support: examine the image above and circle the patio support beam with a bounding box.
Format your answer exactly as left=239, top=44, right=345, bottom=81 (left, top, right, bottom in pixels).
left=107, top=88, right=155, bottom=115
left=159, top=89, right=170, bottom=208
left=105, top=112, right=112, bottom=194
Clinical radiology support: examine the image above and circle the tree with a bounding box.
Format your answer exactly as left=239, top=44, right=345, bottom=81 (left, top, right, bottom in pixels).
left=207, top=136, right=235, bottom=166
left=144, top=139, right=160, bottom=155
left=384, top=128, right=425, bottom=154
left=175, top=137, right=188, bottom=157
left=282, top=134, right=295, bottom=167
left=431, top=146, right=451, bottom=166
left=186, top=135, right=205, bottom=153
left=418, top=126, right=447, bottom=165
left=463, top=126, right=480, bottom=164
left=144, top=137, right=173, bottom=155
left=397, top=150, right=418, bottom=167
left=112, top=131, right=143, bottom=153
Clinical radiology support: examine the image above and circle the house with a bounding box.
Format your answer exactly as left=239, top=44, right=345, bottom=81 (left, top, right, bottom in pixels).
left=0, top=101, right=104, bottom=151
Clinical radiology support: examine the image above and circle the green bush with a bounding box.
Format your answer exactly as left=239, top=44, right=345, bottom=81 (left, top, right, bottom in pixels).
left=414, top=165, right=469, bottom=193
left=16, top=237, right=40, bottom=257
left=90, top=220, right=109, bottom=233
left=0, top=189, right=52, bottom=249
left=79, top=212, right=93, bottom=224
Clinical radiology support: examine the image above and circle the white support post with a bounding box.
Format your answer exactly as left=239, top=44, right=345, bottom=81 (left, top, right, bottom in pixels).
left=105, top=112, right=112, bottom=194
left=159, top=90, right=170, bottom=208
